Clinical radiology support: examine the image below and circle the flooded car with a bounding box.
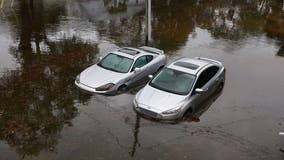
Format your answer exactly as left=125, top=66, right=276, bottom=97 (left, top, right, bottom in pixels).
left=75, top=46, right=167, bottom=94
left=280, top=132, right=284, bottom=152
left=133, top=57, right=225, bottom=121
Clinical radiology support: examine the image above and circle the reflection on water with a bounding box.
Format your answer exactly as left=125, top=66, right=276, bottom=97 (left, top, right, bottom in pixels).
left=0, top=0, right=284, bottom=159
left=129, top=114, right=140, bottom=157
left=0, top=0, right=98, bottom=157
left=0, top=38, right=97, bottom=156
left=104, top=0, right=128, bottom=14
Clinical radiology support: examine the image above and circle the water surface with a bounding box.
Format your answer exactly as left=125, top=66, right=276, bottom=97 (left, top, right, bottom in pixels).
left=0, top=0, right=284, bottom=159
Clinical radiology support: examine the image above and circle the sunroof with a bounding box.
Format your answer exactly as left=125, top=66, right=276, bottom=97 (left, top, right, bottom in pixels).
left=118, top=48, right=139, bottom=55
left=174, top=61, right=199, bottom=70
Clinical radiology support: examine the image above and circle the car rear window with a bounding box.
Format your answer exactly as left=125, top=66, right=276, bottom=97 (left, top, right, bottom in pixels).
left=174, top=61, right=199, bottom=70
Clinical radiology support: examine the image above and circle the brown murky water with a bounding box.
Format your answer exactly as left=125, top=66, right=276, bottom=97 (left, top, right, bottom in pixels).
left=0, top=0, right=284, bottom=159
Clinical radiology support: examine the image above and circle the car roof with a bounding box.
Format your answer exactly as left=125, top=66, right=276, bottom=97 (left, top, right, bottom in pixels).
left=167, top=57, right=215, bottom=75
left=110, top=47, right=156, bottom=59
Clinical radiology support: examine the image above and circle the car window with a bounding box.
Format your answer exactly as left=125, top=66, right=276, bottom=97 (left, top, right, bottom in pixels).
left=194, top=66, right=219, bottom=89
left=132, top=56, right=148, bottom=71
left=146, top=55, right=153, bottom=62
left=98, top=53, right=134, bottom=73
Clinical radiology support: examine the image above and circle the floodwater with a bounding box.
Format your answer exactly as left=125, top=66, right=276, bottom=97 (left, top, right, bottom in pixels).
left=0, top=0, right=284, bottom=159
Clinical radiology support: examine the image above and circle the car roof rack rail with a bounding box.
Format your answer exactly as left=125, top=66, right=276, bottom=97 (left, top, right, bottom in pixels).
left=195, top=57, right=222, bottom=65
left=139, top=46, right=164, bottom=55
left=118, top=47, right=140, bottom=55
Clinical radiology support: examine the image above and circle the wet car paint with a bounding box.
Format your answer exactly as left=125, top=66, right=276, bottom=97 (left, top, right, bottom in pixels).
left=0, top=0, right=284, bottom=159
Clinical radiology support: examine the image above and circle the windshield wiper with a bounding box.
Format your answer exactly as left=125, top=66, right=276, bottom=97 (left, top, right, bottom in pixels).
left=99, top=64, right=114, bottom=71
left=100, top=65, right=124, bottom=73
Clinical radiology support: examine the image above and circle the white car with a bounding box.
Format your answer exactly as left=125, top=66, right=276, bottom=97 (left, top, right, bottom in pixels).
left=133, top=57, right=225, bottom=121
left=75, top=46, right=167, bottom=94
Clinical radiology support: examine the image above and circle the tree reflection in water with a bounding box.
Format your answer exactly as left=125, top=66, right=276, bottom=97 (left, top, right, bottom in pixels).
left=104, top=0, right=128, bottom=14
left=0, top=39, right=97, bottom=157
left=0, top=0, right=98, bottom=157
left=129, top=114, right=140, bottom=157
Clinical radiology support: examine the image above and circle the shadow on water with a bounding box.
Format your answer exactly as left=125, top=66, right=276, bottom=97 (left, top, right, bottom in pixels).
left=182, top=87, right=223, bottom=123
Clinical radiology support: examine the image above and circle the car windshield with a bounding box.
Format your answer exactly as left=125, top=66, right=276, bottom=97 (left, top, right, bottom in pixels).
left=98, top=53, right=134, bottom=73
left=149, top=68, right=196, bottom=95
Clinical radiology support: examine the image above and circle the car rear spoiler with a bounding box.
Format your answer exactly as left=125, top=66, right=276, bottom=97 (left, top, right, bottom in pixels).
left=139, top=46, right=164, bottom=55
left=195, top=57, right=222, bottom=65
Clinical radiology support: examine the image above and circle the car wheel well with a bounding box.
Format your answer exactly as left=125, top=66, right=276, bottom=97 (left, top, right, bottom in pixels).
left=118, top=84, right=127, bottom=91
left=187, top=107, right=193, bottom=113
left=158, top=65, right=164, bottom=70
left=218, top=81, right=224, bottom=91
left=156, top=65, right=164, bottom=73
left=183, top=107, right=193, bottom=118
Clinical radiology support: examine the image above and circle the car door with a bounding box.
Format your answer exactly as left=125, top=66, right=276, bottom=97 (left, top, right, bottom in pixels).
left=144, top=55, right=156, bottom=74
left=206, top=66, right=221, bottom=95
left=129, top=55, right=150, bottom=84
left=189, top=66, right=219, bottom=111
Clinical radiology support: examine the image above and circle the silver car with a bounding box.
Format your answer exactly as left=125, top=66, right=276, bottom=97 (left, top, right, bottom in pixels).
left=75, top=46, right=167, bottom=94
left=133, top=57, right=225, bottom=121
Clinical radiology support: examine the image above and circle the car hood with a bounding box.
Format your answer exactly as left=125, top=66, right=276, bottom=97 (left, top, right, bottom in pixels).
left=79, top=64, right=126, bottom=88
left=136, top=85, right=186, bottom=112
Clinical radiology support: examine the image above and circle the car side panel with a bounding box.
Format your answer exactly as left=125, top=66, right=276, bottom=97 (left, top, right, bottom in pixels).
left=131, top=65, right=149, bottom=83
left=206, top=67, right=225, bottom=96
left=189, top=66, right=225, bottom=112
left=189, top=90, right=208, bottom=112
left=147, top=54, right=166, bottom=73
left=127, top=54, right=166, bottom=85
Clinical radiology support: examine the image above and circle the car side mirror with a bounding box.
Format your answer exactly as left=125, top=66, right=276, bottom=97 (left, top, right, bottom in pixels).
left=98, top=56, right=103, bottom=61
left=134, top=67, right=141, bottom=73
left=148, top=74, right=153, bottom=79
left=195, top=88, right=205, bottom=94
